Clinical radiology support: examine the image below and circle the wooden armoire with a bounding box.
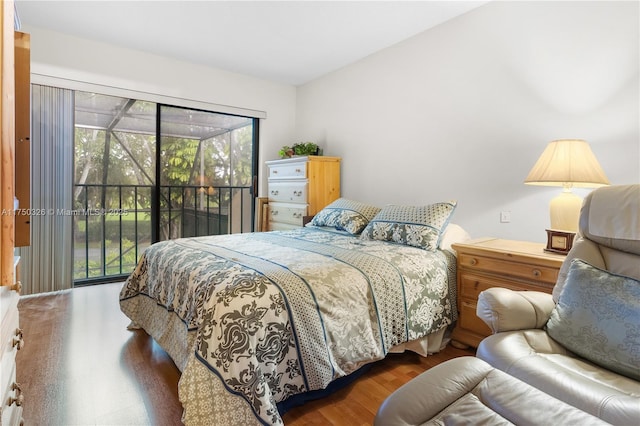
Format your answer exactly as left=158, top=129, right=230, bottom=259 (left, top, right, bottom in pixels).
left=1, top=1, right=28, bottom=424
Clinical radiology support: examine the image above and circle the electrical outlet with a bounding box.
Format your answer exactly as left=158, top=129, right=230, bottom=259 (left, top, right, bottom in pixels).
left=500, top=211, right=511, bottom=223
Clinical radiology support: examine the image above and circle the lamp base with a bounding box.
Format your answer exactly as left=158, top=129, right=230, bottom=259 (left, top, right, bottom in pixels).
left=544, top=229, right=575, bottom=255
left=549, top=189, right=582, bottom=232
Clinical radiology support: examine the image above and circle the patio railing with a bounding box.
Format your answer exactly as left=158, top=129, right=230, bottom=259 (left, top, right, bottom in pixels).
left=73, top=183, right=253, bottom=284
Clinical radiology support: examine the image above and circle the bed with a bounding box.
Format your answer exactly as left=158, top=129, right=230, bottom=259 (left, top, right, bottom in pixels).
left=119, top=199, right=464, bottom=425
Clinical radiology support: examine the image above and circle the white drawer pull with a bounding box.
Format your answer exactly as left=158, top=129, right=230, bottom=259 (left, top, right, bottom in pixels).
left=273, top=170, right=278, bottom=174
left=295, top=168, right=301, bottom=173
left=293, top=191, right=302, bottom=196
left=272, top=210, right=279, bottom=216
left=271, top=190, right=279, bottom=195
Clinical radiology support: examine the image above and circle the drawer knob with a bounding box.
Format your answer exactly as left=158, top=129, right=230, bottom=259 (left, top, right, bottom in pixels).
left=273, top=170, right=278, bottom=174
left=11, top=281, right=22, bottom=293
left=13, top=328, right=24, bottom=350
left=272, top=210, right=279, bottom=216
left=295, top=168, right=301, bottom=173
left=293, top=191, right=302, bottom=196
left=469, top=258, right=477, bottom=266
left=12, top=336, right=24, bottom=350
left=532, top=269, right=541, bottom=277
left=9, top=383, right=23, bottom=407
left=271, top=190, right=279, bottom=195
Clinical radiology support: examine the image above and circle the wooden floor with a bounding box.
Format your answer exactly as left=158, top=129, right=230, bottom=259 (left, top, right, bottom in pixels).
left=17, top=282, right=474, bottom=425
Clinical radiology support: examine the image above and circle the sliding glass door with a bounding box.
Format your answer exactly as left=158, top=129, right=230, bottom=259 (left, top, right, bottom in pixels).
left=73, top=94, right=156, bottom=282
left=157, top=105, right=255, bottom=242
left=73, top=92, right=258, bottom=284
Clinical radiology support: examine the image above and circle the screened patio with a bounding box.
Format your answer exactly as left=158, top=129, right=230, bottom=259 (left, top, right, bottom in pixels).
left=72, top=92, right=258, bottom=284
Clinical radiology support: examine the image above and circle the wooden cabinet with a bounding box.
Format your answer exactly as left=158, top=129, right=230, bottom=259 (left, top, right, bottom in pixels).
left=14, top=31, right=29, bottom=247
left=265, top=156, right=340, bottom=231
left=451, top=238, right=564, bottom=348
left=0, top=5, right=26, bottom=424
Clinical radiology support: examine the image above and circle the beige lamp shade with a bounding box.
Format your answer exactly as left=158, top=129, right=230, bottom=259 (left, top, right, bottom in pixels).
left=525, top=139, right=609, bottom=232
left=524, top=139, right=610, bottom=188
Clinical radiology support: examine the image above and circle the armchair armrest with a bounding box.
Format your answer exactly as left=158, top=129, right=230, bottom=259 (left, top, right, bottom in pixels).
left=476, top=288, right=555, bottom=333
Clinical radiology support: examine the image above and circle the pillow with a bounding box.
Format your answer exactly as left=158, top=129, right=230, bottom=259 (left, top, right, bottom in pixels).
left=546, top=259, right=640, bottom=381
left=308, top=198, right=381, bottom=235
left=359, top=201, right=457, bottom=251
left=439, top=223, right=471, bottom=252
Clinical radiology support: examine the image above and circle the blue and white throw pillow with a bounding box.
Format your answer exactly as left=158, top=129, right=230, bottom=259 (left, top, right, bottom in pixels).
left=546, top=259, right=640, bottom=381
left=360, top=201, right=457, bottom=251
left=309, top=198, right=380, bottom=235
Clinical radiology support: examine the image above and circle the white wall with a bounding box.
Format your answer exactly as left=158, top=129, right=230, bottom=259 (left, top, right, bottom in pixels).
left=22, top=1, right=640, bottom=243
left=23, top=26, right=297, bottom=196
left=295, top=1, right=639, bottom=242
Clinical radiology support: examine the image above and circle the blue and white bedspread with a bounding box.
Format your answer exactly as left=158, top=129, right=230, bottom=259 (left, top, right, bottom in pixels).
left=120, top=227, right=456, bottom=425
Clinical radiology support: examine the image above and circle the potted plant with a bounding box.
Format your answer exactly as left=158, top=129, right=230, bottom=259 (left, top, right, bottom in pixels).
left=279, top=142, right=320, bottom=158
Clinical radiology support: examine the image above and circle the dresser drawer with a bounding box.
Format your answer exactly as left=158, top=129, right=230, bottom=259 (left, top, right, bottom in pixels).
left=1, top=287, right=20, bottom=365
left=268, top=161, right=307, bottom=179
left=269, top=222, right=302, bottom=231
left=1, top=310, right=21, bottom=426
left=458, top=253, right=559, bottom=285
left=268, top=202, right=306, bottom=226
left=1, top=363, right=22, bottom=426
left=1, top=301, right=20, bottom=399
left=268, top=181, right=308, bottom=203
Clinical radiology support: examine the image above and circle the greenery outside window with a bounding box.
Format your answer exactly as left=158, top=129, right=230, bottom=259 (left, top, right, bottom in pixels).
left=73, top=92, right=258, bottom=284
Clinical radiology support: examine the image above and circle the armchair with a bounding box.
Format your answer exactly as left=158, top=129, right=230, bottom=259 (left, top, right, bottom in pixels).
left=374, top=185, right=638, bottom=425
left=476, top=184, right=640, bottom=425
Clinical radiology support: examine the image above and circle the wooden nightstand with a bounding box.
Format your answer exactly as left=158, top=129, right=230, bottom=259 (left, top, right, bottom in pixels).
left=451, top=238, right=565, bottom=348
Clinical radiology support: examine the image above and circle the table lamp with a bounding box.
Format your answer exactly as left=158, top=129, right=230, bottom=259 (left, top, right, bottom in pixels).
left=524, top=139, right=609, bottom=253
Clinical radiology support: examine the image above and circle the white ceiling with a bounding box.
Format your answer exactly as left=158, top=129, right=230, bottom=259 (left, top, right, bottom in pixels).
left=16, top=0, right=488, bottom=86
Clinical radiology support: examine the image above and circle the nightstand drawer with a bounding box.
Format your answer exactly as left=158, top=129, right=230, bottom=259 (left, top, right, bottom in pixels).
left=458, top=253, right=559, bottom=285
left=459, top=300, right=491, bottom=336
left=268, top=202, right=307, bottom=226
left=268, top=181, right=308, bottom=203
left=459, top=274, right=498, bottom=299
left=459, top=273, right=551, bottom=299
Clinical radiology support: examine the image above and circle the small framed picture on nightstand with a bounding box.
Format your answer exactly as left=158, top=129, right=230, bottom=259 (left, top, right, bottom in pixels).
left=544, top=229, right=575, bottom=255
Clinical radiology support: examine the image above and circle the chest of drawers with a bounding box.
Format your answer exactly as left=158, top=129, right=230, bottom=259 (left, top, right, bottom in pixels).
left=451, top=238, right=564, bottom=348
left=0, top=258, right=23, bottom=426
left=265, top=156, right=340, bottom=230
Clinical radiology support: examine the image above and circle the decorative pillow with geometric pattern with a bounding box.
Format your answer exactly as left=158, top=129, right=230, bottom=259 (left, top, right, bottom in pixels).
left=546, top=259, right=640, bottom=381
left=360, top=201, right=457, bottom=251
left=308, top=198, right=381, bottom=235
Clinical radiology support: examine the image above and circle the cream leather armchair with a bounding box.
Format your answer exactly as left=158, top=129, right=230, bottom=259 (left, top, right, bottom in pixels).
left=374, top=356, right=608, bottom=426
left=476, top=184, right=640, bottom=425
